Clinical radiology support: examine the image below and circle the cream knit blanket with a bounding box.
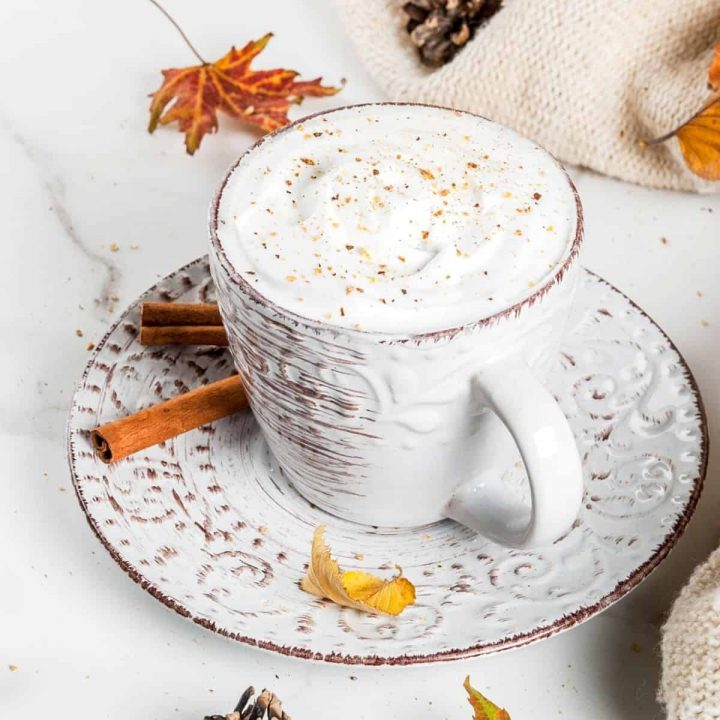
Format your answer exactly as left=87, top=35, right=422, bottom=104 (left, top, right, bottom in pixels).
left=332, top=0, right=720, bottom=191
left=661, top=547, right=720, bottom=718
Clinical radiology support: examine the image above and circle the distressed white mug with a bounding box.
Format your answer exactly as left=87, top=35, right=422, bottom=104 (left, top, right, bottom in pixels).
left=209, top=104, right=584, bottom=548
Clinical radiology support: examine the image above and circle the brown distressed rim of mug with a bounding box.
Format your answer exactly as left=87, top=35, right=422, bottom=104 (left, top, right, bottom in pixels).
left=208, top=101, right=584, bottom=343
left=67, top=256, right=708, bottom=667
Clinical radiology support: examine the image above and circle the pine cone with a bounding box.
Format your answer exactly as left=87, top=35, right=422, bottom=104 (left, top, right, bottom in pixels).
left=204, top=686, right=290, bottom=720
left=402, top=0, right=503, bottom=67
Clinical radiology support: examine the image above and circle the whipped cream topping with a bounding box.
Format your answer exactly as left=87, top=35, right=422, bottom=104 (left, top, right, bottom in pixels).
left=215, top=105, right=577, bottom=334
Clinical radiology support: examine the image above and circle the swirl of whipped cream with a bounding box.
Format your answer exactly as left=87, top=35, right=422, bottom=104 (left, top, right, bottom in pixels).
left=216, top=105, right=577, bottom=334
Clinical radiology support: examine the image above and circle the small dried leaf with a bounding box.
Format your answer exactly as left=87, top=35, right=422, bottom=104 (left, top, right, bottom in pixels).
left=464, top=676, right=511, bottom=720
left=642, top=40, right=720, bottom=180
left=149, top=34, right=341, bottom=155
left=675, top=95, right=720, bottom=180
left=301, top=527, right=416, bottom=615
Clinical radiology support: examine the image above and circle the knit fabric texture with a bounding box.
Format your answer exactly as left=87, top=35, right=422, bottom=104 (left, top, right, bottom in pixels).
left=332, top=0, right=720, bottom=191
left=661, top=546, right=720, bottom=718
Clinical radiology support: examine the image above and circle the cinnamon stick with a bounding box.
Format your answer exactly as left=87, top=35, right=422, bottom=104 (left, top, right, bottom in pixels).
left=142, top=302, right=223, bottom=326
left=140, top=302, right=228, bottom=346
left=141, top=325, right=229, bottom=346
left=91, top=374, right=247, bottom=463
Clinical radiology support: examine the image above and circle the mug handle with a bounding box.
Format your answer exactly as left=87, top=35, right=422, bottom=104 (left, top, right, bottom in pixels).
left=445, top=362, right=583, bottom=548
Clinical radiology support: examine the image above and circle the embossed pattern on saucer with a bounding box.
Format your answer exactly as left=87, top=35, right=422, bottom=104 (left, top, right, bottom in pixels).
left=67, top=258, right=707, bottom=665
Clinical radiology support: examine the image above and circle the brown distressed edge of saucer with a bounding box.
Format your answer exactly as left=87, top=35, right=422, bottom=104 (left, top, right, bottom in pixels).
left=208, top=101, right=584, bottom=344
left=66, top=257, right=708, bottom=667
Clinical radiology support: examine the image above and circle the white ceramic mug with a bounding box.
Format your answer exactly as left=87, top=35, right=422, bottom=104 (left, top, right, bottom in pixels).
left=209, top=104, right=584, bottom=548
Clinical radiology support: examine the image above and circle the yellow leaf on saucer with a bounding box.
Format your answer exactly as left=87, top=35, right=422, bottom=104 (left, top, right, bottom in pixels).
left=464, top=676, right=511, bottom=720
left=301, top=527, right=416, bottom=616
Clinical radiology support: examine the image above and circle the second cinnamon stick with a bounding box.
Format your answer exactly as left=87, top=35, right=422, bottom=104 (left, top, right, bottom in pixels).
left=140, top=302, right=228, bottom=346
left=91, top=374, right=247, bottom=463
left=142, top=302, right=222, bottom=327
left=141, top=325, right=229, bottom=346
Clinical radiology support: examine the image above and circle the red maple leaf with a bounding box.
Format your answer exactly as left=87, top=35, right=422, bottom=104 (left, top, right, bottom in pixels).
left=149, top=31, right=341, bottom=154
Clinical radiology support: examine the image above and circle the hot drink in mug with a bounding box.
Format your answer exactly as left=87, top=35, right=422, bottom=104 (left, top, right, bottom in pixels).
left=209, top=103, right=584, bottom=548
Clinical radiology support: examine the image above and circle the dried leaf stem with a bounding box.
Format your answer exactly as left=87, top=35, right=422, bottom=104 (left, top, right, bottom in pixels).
left=148, top=0, right=206, bottom=64
left=642, top=91, right=720, bottom=147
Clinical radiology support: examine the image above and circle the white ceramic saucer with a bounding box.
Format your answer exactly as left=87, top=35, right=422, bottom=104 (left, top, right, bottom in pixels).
left=67, top=257, right=707, bottom=665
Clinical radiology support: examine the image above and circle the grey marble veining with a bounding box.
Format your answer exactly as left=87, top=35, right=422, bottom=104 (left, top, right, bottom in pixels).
left=4, top=119, right=122, bottom=315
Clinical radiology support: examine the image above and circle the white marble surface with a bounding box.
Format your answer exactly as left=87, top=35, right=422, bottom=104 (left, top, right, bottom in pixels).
left=1, top=1, right=718, bottom=718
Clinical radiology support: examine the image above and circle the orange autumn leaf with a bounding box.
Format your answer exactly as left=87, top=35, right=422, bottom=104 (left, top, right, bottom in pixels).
left=148, top=33, right=341, bottom=155
left=464, top=677, right=511, bottom=720
left=673, top=99, right=720, bottom=180
left=642, top=40, right=720, bottom=180
left=708, top=41, right=720, bottom=91
left=300, top=527, right=416, bottom=616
